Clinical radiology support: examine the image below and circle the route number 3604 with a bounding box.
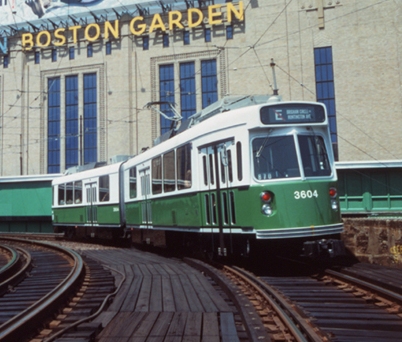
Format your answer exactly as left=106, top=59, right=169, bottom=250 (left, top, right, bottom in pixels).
left=294, top=190, right=318, bottom=199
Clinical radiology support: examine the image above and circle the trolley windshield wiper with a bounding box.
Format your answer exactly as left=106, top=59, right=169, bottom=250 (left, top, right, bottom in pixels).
left=255, top=129, right=272, bottom=158
left=256, top=144, right=265, bottom=158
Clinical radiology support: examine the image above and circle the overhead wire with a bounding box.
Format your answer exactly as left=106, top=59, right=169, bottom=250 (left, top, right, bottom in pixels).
left=1, top=2, right=382, bottom=91
left=0, top=0, right=398, bottom=162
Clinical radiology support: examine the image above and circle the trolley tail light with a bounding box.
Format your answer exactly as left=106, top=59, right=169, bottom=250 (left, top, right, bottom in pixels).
left=260, top=191, right=273, bottom=203
left=329, top=187, right=337, bottom=198
left=260, top=191, right=274, bottom=216
left=329, top=187, right=339, bottom=211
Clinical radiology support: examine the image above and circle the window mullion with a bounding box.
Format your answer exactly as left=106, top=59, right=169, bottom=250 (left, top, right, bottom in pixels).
left=78, top=74, right=84, bottom=166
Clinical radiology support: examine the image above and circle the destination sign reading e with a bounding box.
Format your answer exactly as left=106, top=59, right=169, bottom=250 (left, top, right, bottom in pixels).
left=260, top=104, right=326, bottom=125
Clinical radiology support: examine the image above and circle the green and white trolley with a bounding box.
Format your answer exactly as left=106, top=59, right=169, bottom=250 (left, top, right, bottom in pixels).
left=52, top=95, right=344, bottom=257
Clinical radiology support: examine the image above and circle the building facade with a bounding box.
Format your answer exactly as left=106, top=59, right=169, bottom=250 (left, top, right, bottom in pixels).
left=0, top=0, right=401, bottom=176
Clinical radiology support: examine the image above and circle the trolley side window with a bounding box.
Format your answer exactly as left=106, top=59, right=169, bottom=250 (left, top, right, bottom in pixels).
left=209, top=154, right=215, bottom=185
left=253, top=136, right=300, bottom=179
left=152, top=156, right=162, bottom=194
left=202, top=156, right=208, bottom=185
left=99, top=175, right=110, bottom=202
left=220, top=155, right=226, bottom=183
left=227, top=149, right=233, bottom=183
left=58, top=184, right=66, bottom=205
left=236, top=142, right=243, bottom=181
left=298, top=135, right=331, bottom=177
left=164, top=150, right=176, bottom=192
left=220, top=146, right=233, bottom=184
left=66, top=182, right=73, bottom=204
left=177, top=144, right=192, bottom=190
left=129, top=166, right=137, bottom=198
left=74, top=181, right=82, bottom=204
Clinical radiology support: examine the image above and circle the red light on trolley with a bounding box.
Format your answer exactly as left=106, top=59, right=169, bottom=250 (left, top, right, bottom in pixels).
left=260, top=191, right=273, bottom=203
left=329, top=187, right=337, bottom=198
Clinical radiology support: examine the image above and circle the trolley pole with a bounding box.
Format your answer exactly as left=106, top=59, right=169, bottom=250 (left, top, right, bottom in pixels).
left=270, top=58, right=279, bottom=96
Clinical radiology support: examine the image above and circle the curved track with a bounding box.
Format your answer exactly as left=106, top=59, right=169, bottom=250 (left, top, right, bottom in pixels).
left=3, top=234, right=402, bottom=341
left=0, top=237, right=84, bottom=342
left=223, top=260, right=402, bottom=342
left=222, top=264, right=325, bottom=342
left=0, top=245, right=16, bottom=271
left=0, top=244, right=23, bottom=287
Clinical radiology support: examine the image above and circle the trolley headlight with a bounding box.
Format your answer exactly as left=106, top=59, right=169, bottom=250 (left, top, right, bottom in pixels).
left=261, top=204, right=273, bottom=216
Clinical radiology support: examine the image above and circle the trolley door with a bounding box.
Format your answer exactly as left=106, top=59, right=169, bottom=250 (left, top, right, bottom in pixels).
left=200, top=140, right=236, bottom=229
left=85, top=182, right=98, bottom=225
left=139, top=168, right=152, bottom=227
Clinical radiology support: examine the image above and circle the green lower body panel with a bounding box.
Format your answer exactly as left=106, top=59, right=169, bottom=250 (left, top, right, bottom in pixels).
left=234, top=181, right=343, bottom=238
left=125, top=179, right=343, bottom=240
left=53, top=203, right=121, bottom=227
left=125, top=193, right=203, bottom=228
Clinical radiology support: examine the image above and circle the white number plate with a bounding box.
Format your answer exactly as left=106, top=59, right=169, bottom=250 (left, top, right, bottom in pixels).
left=294, top=190, right=318, bottom=199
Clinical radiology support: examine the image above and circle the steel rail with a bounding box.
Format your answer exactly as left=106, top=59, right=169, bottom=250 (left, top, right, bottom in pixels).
left=0, top=245, right=32, bottom=296
left=43, top=263, right=126, bottom=342
left=184, top=257, right=269, bottom=341
left=231, top=265, right=326, bottom=342
left=0, top=245, right=19, bottom=279
left=325, top=268, right=402, bottom=306
left=0, top=237, right=84, bottom=342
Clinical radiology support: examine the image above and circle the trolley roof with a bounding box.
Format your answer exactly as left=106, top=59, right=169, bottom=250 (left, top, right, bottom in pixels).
left=0, top=174, right=62, bottom=183
left=52, top=162, right=123, bottom=185
left=336, top=160, right=402, bottom=169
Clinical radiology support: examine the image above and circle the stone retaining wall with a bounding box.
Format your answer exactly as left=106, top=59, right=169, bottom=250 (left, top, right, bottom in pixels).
left=342, top=218, right=402, bottom=268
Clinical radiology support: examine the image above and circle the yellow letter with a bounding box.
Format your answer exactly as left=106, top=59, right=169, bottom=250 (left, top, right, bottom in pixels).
left=85, top=23, right=101, bottom=42
left=68, top=25, right=82, bottom=43
left=130, top=16, right=147, bottom=35
left=188, top=8, right=203, bottom=28
left=69, top=25, right=82, bottom=43
left=227, top=1, right=244, bottom=22
left=36, top=30, right=51, bottom=48
left=149, top=13, right=166, bottom=33
left=169, top=11, right=183, bottom=30
left=22, top=33, right=34, bottom=51
left=54, top=28, right=66, bottom=46
left=105, top=20, right=120, bottom=39
left=208, top=4, right=222, bottom=25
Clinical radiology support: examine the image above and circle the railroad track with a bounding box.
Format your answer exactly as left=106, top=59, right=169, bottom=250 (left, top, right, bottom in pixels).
left=216, top=260, right=402, bottom=341
left=0, top=237, right=117, bottom=342
left=0, top=245, right=14, bottom=270
left=3, top=234, right=402, bottom=341
left=221, top=264, right=325, bottom=342
left=0, top=244, right=24, bottom=287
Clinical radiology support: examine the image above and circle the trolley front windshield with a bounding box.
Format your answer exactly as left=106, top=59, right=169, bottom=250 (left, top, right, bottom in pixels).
left=253, top=134, right=331, bottom=180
